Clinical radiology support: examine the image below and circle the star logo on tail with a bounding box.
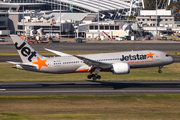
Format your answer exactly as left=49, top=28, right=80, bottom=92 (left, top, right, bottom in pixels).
left=33, top=57, right=48, bottom=70
left=146, top=52, right=154, bottom=59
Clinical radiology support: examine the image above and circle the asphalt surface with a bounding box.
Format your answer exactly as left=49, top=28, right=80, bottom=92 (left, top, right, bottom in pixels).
left=0, top=42, right=180, bottom=51
left=1, top=81, right=180, bottom=95
left=1, top=36, right=180, bottom=51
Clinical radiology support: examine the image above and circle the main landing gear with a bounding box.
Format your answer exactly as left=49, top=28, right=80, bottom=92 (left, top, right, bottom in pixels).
left=87, top=68, right=101, bottom=81
left=158, top=66, right=163, bottom=73
left=87, top=74, right=101, bottom=81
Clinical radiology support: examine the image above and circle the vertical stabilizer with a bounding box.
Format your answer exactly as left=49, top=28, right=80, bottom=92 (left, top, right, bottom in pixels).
left=10, top=35, right=43, bottom=63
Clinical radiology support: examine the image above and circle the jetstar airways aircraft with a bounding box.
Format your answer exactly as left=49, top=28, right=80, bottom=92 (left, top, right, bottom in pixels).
left=8, top=35, right=174, bottom=81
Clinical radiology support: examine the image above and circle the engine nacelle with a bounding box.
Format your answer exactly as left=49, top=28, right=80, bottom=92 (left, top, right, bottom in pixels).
left=111, top=62, right=130, bottom=74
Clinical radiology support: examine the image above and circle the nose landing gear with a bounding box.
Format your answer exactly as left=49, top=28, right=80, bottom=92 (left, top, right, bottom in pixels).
left=158, top=66, right=163, bottom=73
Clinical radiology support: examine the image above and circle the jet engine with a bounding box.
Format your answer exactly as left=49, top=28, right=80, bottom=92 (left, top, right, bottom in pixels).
left=111, top=63, right=130, bottom=74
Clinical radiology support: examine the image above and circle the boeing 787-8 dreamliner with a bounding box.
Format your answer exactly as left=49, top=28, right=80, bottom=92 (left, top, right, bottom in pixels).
left=8, top=35, right=174, bottom=81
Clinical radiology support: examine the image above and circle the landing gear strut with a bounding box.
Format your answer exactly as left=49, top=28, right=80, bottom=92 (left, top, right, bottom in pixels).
left=158, top=66, right=163, bottom=73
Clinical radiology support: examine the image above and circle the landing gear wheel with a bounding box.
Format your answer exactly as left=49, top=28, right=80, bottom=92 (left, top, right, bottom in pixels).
left=97, top=75, right=101, bottom=79
left=87, top=75, right=92, bottom=79
left=158, top=70, right=162, bottom=73
left=92, top=76, right=97, bottom=81
left=158, top=66, right=163, bottom=73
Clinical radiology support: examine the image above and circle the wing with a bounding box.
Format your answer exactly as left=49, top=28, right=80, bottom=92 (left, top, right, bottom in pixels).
left=45, top=48, right=71, bottom=57
left=74, top=55, right=112, bottom=69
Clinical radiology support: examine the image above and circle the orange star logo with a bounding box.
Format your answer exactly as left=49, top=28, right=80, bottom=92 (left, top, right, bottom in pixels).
left=146, top=52, right=154, bottom=59
left=32, top=57, right=48, bottom=70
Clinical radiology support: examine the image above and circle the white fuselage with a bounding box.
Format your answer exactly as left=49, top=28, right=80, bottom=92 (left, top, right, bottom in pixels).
left=9, top=35, right=175, bottom=80
left=25, top=50, right=174, bottom=74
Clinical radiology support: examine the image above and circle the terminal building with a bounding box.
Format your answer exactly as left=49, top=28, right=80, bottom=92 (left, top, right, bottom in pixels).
left=0, top=0, right=141, bottom=38
left=136, top=10, right=180, bottom=36
left=3, top=0, right=140, bottom=12
left=78, top=22, right=134, bottom=40
left=0, top=0, right=140, bottom=19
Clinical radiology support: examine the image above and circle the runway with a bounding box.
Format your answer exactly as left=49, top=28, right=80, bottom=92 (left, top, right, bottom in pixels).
left=1, top=81, right=180, bottom=95
left=1, top=43, right=180, bottom=51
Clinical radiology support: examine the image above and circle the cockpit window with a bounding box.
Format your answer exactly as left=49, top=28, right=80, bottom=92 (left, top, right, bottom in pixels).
left=166, top=54, right=169, bottom=57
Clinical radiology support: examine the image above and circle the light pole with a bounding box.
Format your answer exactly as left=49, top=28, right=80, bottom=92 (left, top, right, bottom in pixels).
left=156, top=0, right=157, bottom=40
left=59, top=0, right=61, bottom=39
left=51, top=23, right=52, bottom=37
left=23, top=5, right=24, bottom=40
left=98, top=0, right=100, bottom=40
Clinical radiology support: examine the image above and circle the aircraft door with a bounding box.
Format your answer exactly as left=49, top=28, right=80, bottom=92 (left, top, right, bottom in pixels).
left=48, top=61, right=54, bottom=67
left=47, top=60, right=55, bottom=71
left=154, top=54, right=160, bottom=60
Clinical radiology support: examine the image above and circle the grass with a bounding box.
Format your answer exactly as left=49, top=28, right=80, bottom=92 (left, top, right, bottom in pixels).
left=0, top=62, right=180, bottom=81
left=0, top=95, right=180, bottom=120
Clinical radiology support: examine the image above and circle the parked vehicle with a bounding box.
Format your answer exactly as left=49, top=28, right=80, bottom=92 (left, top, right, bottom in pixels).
left=0, top=30, right=10, bottom=36
left=162, top=37, right=167, bottom=40
left=115, top=37, right=124, bottom=41
left=145, top=35, right=151, bottom=40
left=0, top=38, right=5, bottom=42
left=75, top=38, right=83, bottom=43
left=27, top=39, right=41, bottom=44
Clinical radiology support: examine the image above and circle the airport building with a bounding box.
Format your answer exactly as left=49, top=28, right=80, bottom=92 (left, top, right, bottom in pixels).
left=0, top=0, right=140, bottom=19
left=136, top=10, right=180, bottom=36
left=0, top=12, right=8, bottom=30
left=78, top=22, right=134, bottom=40
left=0, top=0, right=141, bottom=38
left=17, top=12, right=91, bottom=37
left=6, top=0, right=140, bottom=12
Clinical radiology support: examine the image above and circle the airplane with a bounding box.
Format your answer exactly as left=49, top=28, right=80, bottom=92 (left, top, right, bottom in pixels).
left=7, top=35, right=174, bottom=81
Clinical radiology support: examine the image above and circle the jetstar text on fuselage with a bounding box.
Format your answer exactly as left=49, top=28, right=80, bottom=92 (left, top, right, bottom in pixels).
left=120, top=53, right=153, bottom=61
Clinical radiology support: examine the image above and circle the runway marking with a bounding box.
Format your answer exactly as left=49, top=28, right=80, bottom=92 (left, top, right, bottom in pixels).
left=149, top=47, right=153, bottom=50
left=0, top=89, right=6, bottom=91
left=43, top=41, right=52, bottom=49
left=135, top=47, right=140, bottom=50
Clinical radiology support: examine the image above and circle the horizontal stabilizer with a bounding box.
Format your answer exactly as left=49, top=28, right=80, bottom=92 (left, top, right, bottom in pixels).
left=7, top=61, right=21, bottom=65
left=7, top=61, right=38, bottom=68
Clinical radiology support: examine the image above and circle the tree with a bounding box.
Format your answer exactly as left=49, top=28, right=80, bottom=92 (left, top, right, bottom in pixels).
left=126, top=16, right=136, bottom=20
left=166, top=1, right=180, bottom=20
left=143, top=0, right=169, bottom=10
